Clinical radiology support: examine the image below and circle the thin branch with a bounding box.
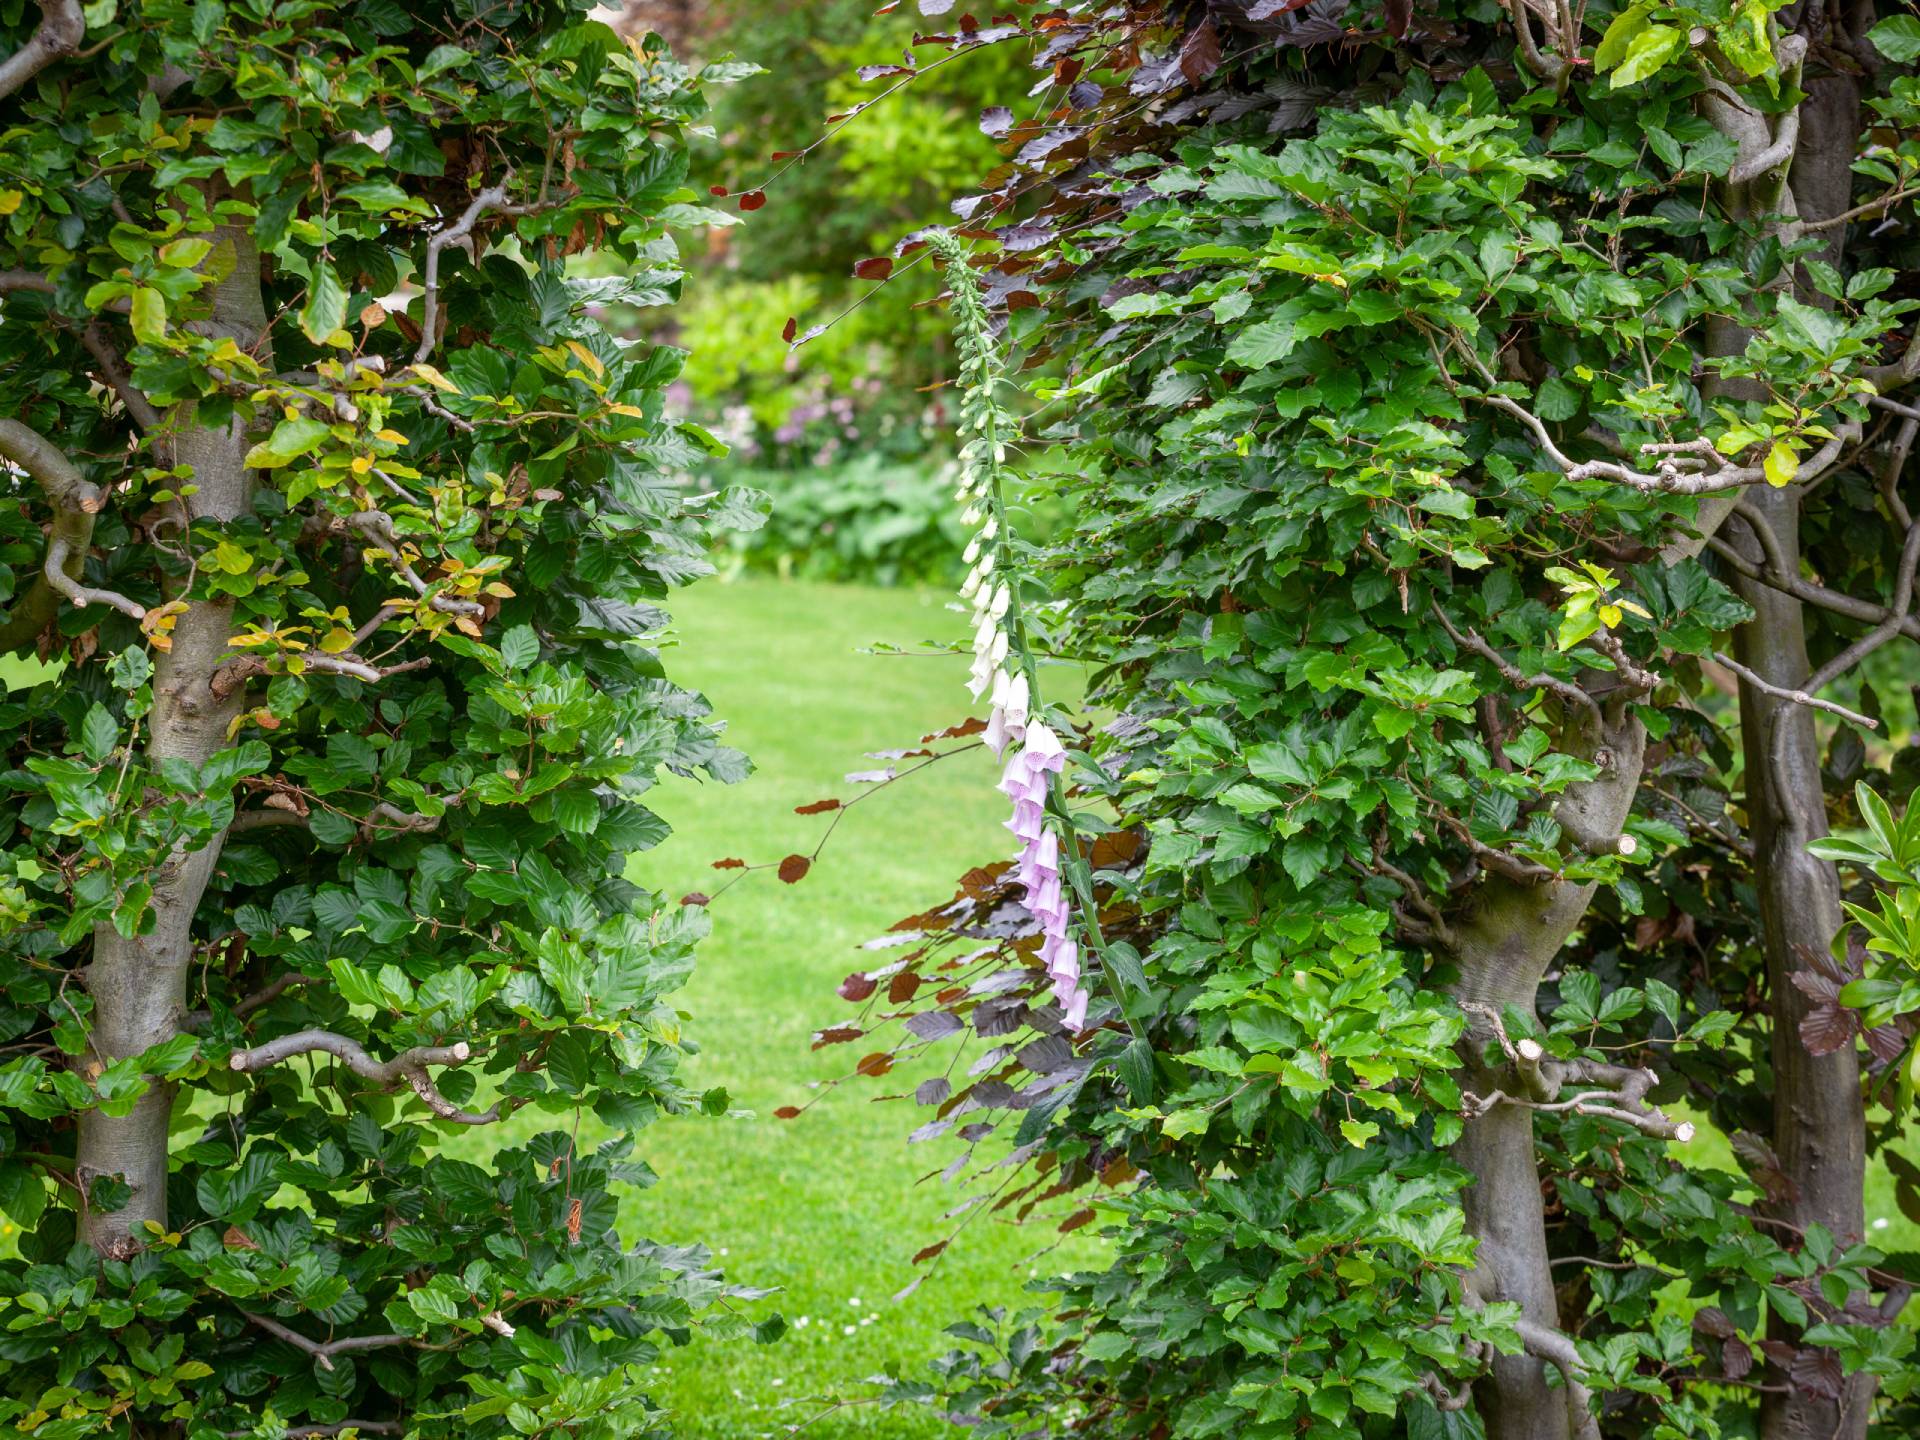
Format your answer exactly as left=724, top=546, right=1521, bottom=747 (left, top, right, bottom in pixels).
left=240, top=1311, right=416, bottom=1373
left=1459, top=1002, right=1694, bottom=1139
left=77, top=319, right=161, bottom=431
left=1430, top=601, right=1601, bottom=727
left=229, top=1028, right=501, bottom=1125
left=1352, top=846, right=1454, bottom=950
left=1497, top=0, right=1571, bottom=82
left=210, top=650, right=430, bottom=696
left=1463, top=1083, right=1696, bottom=1141
left=181, top=971, right=310, bottom=1032
left=1725, top=100, right=1798, bottom=187
left=1460, top=345, right=1859, bottom=495
left=1884, top=416, right=1918, bottom=529
left=1705, top=522, right=1919, bottom=638
left=344, top=511, right=484, bottom=617
left=363, top=801, right=441, bottom=838
left=0, top=1, right=84, bottom=103
left=412, top=183, right=562, bottom=366
left=1802, top=181, right=1920, bottom=233
left=0, top=419, right=146, bottom=649
left=1712, top=652, right=1877, bottom=730
left=226, top=808, right=311, bottom=834
left=1802, top=517, right=1920, bottom=697
left=1514, top=1316, right=1603, bottom=1440
left=1419, top=1371, right=1475, bottom=1411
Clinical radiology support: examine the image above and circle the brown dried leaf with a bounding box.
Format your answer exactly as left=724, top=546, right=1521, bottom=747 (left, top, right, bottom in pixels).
left=795, top=798, right=840, bottom=815
left=712, top=857, right=747, bottom=870
left=888, top=970, right=923, bottom=1004
left=856, top=1050, right=895, bottom=1077
left=913, top=1240, right=949, bottom=1264
left=774, top=1105, right=802, bottom=1119
left=778, top=853, right=812, bottom=884
left=839, top=972, right=878, bottom=1002
left=1058, top=1207, right=1097, bottom=1233
left=811, top=1025, right=864, bottom=1049
left=923, top=715, right=988, bottom=742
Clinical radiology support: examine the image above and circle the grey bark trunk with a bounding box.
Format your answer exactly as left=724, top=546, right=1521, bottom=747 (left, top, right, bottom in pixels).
left=1729, top=486, right=1869, bottom=1440
left=1728, top=49, right=1870, bottom=1440
left=1451, top=712, right=1646, bottom=1440
left=74, top=226, right=268, bottom=1257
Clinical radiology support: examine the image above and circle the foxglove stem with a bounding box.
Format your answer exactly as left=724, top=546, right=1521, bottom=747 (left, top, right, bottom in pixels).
left=928, top=228, right=1143, bottom=1041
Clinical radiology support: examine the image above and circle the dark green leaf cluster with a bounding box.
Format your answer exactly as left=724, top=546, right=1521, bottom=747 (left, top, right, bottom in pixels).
left=835, top=11, right=1920, bottom=1435
left=0, top=3, right=771, bottom=1435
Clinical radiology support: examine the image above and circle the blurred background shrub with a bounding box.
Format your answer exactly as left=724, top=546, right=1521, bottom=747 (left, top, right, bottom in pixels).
left=604, top=0, right=1026, bottom=584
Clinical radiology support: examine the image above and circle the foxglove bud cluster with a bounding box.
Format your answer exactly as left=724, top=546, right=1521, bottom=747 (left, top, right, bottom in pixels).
left=931, top=229, right=1088, bottom=1028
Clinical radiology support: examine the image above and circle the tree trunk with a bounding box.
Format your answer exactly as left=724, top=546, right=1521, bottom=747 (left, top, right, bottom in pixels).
left=1729, top=477, right=1870, bottom=1440
left=74, top=226, right=268, bottom=1256
left=1451, top=710, right=1646, bottom=1440
left=1721, top=40, right=1871, bottom=1440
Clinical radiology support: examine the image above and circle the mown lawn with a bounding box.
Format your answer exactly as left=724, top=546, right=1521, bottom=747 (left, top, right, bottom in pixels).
left=586, top=576, right=1102, bottom=1438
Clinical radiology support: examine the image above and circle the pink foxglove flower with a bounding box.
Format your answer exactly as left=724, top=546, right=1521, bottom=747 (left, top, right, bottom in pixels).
left=989, top=722, right=1089, bottom=1026
left=983, top=669, right=1029, bottom=758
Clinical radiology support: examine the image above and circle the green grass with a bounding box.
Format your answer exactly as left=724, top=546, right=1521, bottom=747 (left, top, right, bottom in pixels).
left=594, top=577, right=1101, bottom=1438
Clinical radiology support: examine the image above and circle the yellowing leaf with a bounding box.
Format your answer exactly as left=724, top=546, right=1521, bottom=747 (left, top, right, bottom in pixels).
left=212, top=541, right=254, bottom=575
left=565, top=340, right=605, bottom=377
left=1764, top=441, right=1799, bottom=488
left=158, top=237, right=213, bottom=269
left=605, top=403, right=647, bottom=418
left=0, top=191, right=21, bottom=216
left=374, top=428, right=409, bottom=444
left=319, top=628, right=355, bottom=654
left=130, top=288, right=167, bottom=344
left=411, top=363, right=461, bottom=394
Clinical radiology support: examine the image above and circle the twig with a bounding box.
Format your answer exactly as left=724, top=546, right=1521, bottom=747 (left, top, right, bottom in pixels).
left=210, top=650, right=431, bottom=696
left=0, top=418, right=147, bottom=636
left=1711, top=652, right=1877, bottom=730
left=76, top=319, right=161, bottom=431
left=229, top=1029, right=501, bottom=1125
left=0, top=1, right=84, bottom=103
left=1430, top=602, right=1601, bottom=726
left=1802, top=181, right=1920, bottom=233
left=240, top=1312, right=416, bottom=1373
left=343, top=510, right=484, bottom=616
left=412, top=183, right=562, bottom=365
